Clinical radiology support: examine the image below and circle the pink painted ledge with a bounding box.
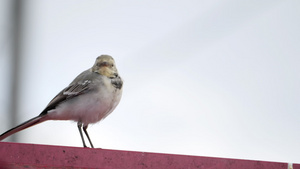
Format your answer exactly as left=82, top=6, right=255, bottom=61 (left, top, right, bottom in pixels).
left=0, top=142, right=298, bottom=169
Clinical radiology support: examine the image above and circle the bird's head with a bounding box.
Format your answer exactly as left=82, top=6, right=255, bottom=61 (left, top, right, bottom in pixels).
left=91, top=55, right=119, bottom=78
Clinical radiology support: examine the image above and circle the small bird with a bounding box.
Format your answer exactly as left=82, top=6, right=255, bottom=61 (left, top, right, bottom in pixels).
left=0, top=55, right=123, bottom=148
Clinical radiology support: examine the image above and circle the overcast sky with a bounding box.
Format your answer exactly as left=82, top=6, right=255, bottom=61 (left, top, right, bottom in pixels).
left=1, top=0, right=299, bottom=164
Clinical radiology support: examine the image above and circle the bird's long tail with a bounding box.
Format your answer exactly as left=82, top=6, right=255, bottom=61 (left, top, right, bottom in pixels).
left=0, top=115, right=49, bottom=141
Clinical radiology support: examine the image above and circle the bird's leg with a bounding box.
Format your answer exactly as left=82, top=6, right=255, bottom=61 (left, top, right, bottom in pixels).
left=83, top=125, right=94, bottom=148
left=77, top=122, right=88, bottom=148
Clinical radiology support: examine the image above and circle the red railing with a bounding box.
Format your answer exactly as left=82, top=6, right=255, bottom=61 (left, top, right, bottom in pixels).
left=0, top=142, right=298, bottom=168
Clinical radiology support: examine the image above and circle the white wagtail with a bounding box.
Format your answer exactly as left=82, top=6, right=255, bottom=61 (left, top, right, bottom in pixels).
left=0, top=55, right=123, bottom=148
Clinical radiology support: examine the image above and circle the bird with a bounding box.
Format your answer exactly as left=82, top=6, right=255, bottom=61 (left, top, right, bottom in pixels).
left=0, top=55, right=123, bottom=148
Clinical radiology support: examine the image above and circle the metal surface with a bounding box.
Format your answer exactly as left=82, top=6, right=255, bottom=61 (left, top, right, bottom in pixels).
left=0, top=142, right=293, bottom=169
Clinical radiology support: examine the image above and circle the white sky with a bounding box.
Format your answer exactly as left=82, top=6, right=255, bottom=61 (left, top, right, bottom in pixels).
left=0, top=0, right=299, bottom=164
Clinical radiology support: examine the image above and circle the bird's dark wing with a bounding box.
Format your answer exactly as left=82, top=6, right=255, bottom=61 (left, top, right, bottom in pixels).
left=39, top=79, right=92, bottom=116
